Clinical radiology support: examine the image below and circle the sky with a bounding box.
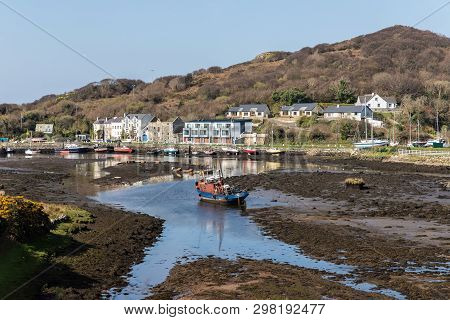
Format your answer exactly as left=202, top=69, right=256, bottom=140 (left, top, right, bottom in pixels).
left=0, top=0, right=449, bottom=104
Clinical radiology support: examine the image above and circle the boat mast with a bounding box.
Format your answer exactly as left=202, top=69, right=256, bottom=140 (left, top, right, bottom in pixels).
left=417, top=118, right=420, bottom=142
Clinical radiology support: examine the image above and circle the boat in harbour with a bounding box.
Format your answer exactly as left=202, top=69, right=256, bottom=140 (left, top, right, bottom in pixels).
left=243, top=148, right=258, bottom=155
left=353, top=139, right=389, bottom=149
left=266, top=148, right=284, bottom=155
left=60, top=144, right=90, bottom=153
left=25, top=149, right=40, bottom=155
left=163, top=147, right=179, bottom=155
left=204, top=150, right=217, bottom=156
left=94, top=146, right=113, bottom=153
left=114, top=146, right=134, bottom=153
left=221, top=147, right=239, bottom=155
left=266, top=127, right=284, bottom=155
left=195, top=172, right=249, bottom=205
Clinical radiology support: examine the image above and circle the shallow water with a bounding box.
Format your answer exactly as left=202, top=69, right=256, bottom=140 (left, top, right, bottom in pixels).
left=90, top=156, right=409, bottom=300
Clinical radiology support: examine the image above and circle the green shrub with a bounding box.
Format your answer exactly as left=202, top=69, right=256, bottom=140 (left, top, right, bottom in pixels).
left=0, top=196, right=52, bottom=242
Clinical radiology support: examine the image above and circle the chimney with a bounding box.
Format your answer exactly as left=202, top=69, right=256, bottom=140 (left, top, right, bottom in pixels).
left=105, top=117, right=108, bottom=122
left=336, top=104, right=340, bottom=108
left=124, top=113, right=126, bottom=118
left=371, top=93, right=375, bottom=96
left=96, top=117, right=98, bottom=121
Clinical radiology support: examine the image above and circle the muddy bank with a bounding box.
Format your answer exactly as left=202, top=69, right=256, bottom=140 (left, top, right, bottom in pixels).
left=0, top=157, right=163, bottom=299
left=227, top=170, right=450, bottom=223
left=150, top=258, right=386, bottom=300
left=244, top=207, right=449, bottom=299
left=94, top=160, right=207, bottom=187
left=224, top=159, right=450, bottom=299
left=304, top=154, right=450, bottom=174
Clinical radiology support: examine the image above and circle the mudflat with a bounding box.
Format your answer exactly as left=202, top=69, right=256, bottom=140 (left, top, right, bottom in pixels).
left=0, top=156, right=166, bottom=299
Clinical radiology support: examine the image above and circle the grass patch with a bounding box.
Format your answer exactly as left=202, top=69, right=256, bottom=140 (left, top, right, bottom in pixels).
left=0, top=203, right=93, bottom=299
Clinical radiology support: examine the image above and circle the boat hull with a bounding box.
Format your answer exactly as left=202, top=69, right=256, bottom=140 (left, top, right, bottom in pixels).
left=243, top=149, right=257, bottom=155
left=196, top=190, right=249, bottom=205
left=353, top=140, right=389, bottom=149
left=114, top=147, right=134, bottom=153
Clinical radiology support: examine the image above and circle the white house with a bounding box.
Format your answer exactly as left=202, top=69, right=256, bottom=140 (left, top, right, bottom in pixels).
left=123, top=114, right=157, bottom=142
left=183, top=119, right=252, bottom=144
left=93, top=113, right=156, bottom=142
left=280, top=103, right=322, bottom=117
left=226, top=104, right=270, bottom=119
left=104, top=117, right=124, bottom=141
left=323, top=105, right=373, bottom=121
left=356, top=93, right=397, bottom=110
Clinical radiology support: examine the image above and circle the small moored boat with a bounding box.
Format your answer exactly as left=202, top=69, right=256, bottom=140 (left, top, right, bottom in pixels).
left=204, top=150, right=217, bottom=156
left=266, top=148, right=284, bottom=155
left=243, top=148, right=258, bottom=155
left=114, top=146, right=134, bottom=153
left=163, top=147, right=179, bottom=155
left=195, top=173, right=249, bottom=205
left=25, top=149, right=40, bottom=155
left=353, top=139, right=389, bottom=149
left=60, top=144, right=90, bottom=153
left=221, top=147, right=239, bottom=155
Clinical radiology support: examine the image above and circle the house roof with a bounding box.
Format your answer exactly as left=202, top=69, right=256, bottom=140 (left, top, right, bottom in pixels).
left=104, top=117, right=123, bottom=124
left=281, top=103, right=318, bottom=112
left=357, top=94, right=397, bottom=105
left=126, top=113, right=155, bottom=121
left=187, top=119, right=252, bottom=123
left=357, top=95, right=373, bottom=104
left=93, top=118, right=106, bottom=124
left=323, top=105, right=369, bottom=114
left=228, top=104, right=270, bottom=113
left=383, top=96, right=397, bottom=104
left=168, top=116, right=184, bottom=123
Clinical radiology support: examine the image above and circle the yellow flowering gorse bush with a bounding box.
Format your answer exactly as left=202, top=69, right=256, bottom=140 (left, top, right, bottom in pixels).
left=0, top=196, right=51, bottom=242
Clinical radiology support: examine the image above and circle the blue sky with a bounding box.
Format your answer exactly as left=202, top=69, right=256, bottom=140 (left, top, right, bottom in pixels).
left=1, top=0, right=449, bottom=103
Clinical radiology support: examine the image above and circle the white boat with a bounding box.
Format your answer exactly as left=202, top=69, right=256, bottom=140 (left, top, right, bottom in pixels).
left=163, top=147, right=179, bottom=155
left=25, top=149, right=40, bottom=155
left=221, top=147, right=239, bottom=154
left=353, top=139, right=389, bottom=149
left=266, top=148, right=284, bottom=155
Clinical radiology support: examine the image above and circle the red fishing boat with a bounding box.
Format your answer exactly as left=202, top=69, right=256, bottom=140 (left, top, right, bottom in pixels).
left=195, top=172, right=249, bottom=205
left=114, top=146, right=134, bottom=153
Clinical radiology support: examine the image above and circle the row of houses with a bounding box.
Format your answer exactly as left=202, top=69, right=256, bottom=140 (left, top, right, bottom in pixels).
left=93, top=114, right=256, bottom=145
left=225, top=93, right=397, bottom=120
left=92, top=93, right=395, bottom=145
left=93, top=114, right=184, bottom=143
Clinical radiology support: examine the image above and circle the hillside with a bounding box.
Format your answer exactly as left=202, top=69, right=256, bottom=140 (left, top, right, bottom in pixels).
left=0, top=25, right=449, bottom=138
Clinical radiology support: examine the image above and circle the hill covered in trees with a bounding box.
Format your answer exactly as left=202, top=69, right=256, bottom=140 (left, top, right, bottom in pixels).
left=0, top=25, right=449, bottom=140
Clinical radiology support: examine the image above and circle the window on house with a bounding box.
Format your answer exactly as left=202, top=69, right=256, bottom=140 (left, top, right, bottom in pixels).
left=377, top=103, right=380, bottom=107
